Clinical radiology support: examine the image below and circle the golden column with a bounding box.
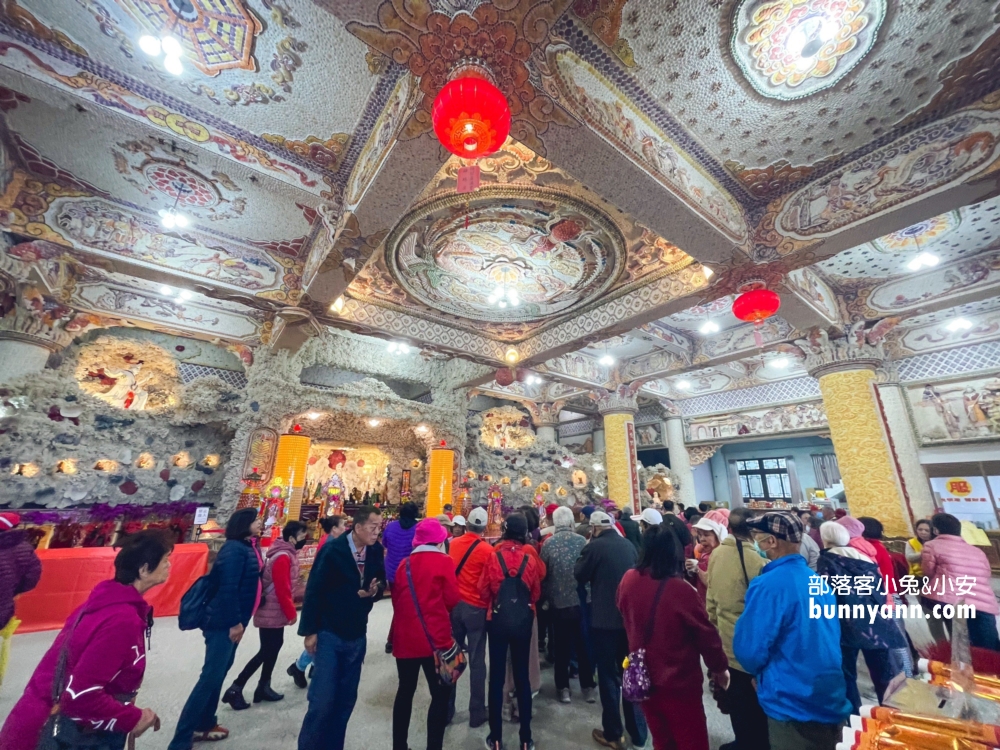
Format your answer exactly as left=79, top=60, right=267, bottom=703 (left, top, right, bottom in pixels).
left=803, top=332, right=914, bottom=537
left=595, top=386, right=641, bottom=514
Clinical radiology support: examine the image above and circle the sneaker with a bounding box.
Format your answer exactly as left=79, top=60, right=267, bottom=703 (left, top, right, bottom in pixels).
left=192, top=726, right=229, bottom=742
left=592, top=729, right=626, bottom=750
left=558, top=688, right=571, bottom=704
left=582, top=687, right=597, bottom=704
left=286, top=663, right=308, bottom=689
left=484, top=738, right=504, bottom=750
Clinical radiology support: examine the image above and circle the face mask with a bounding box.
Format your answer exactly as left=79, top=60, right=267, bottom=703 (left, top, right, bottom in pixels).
left=295, top=539, right=307, bottom=550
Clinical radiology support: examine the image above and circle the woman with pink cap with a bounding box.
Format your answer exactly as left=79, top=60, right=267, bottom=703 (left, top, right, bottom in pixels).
left=389, top=517, right=460, bottom=750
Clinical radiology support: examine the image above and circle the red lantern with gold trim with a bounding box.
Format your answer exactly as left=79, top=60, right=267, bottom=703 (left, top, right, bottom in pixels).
left=432, top=72, right=510, bottom=159
left=732, top=288, right=781, bottom=323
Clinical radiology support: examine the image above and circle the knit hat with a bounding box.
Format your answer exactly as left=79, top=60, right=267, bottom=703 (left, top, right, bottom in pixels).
left=0, top=512, right=19, bottom=530
left=704, top=508, right=730, bottom=528
left=580, top=505, right=596, bottom=519
left=467, top=507, right=488, bottom=531
left=693, top=517, right=729, bottom=544
left=746, top=511, right=804, bottom=542
left=413, top=517, right=448, bottom=547
left=589, top=510, right=614, bottom=528
left=552, top=506, right=575, bottom=529
left=820, top=521, right=850, bottom=548
left=835, top=516, right=865, bottom=539
left=545, top=503, right=560, bottom=518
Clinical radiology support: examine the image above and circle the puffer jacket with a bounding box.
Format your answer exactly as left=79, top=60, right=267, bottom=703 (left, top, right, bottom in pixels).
left=204, top=537, right=262, bottom=631
left=922, top=534, right=999, bottom=614
left=383, top=518, right=417, bottom=585
left=705, top=535, right=766, bottom=672
left=0, top=580, right=151, bottom=750
left=0, top=529, right=42, bottom=629
left=253, top=538, right=299, bottom=629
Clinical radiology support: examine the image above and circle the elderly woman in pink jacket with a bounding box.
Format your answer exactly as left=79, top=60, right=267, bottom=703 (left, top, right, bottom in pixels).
left=922, top=513, right=1000, bottom=651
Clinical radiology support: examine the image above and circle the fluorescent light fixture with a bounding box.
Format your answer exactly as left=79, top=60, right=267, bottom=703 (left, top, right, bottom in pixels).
left=699, top=321, right=720, bottom=335
left=599, top=354, right=615, bottom=366
left=178, top=290, right=192, bottom=301
left=946, top=318, right=973, bottom=332
left=676, top=380, right=691, bottom=390
left=907, top=252, right=939, bottom=271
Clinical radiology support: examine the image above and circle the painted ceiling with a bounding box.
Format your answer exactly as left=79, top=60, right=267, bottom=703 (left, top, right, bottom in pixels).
left=0, top=0, right=997, bottom=419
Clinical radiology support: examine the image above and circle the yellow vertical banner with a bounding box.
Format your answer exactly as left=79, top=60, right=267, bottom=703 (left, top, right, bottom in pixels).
left=273, top=433, right=311, bottom=521
left=427, top=448, right=454, bottom=518
left=603, top=412, right=639, bottom=511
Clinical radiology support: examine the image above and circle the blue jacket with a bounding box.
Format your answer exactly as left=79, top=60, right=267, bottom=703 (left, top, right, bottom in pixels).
left=299, top=532, right=385, bottom=641
left=203, top=538, right=261, bottom=631
left=733, top=553, right=851, bottom=724
left=382, top=519, right=416, bottom=584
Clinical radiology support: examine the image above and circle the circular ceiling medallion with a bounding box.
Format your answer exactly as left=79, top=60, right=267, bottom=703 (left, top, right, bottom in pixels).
left=872, top=211, right=961, bottom=254
left=385, top=187, right=625, bottom=323
left=142, top=161, right=220, bottom=208
left=731, top=0, right=886, bottom=100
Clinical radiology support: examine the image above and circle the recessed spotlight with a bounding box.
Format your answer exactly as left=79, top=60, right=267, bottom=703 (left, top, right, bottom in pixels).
left=160, top=285, right=172, bottom=296
left=330, top=296, right=345, bottom=314
left=907, top=252, right=939, bottom=271
left=416, top=424, right=428, bottom=433
left=771, top=357, right=790, bottom=369
left=368, top=419, right=381, bottom=427
left=504, top=347, right=519, bottom=365
left=593, top=463, right=604, bottom=471
left=700, top=321, right=720, bottom=335
left=178, top=290, right=192, bottom=301
left=307, top=412, right=321, bottom=420
left=676, top=380, right=692, bottom=390
left=138, top=35, right=161, bottom=56
left=599, top=354, right=615, bottom=366
left=946, top=318, right=973, bottom=332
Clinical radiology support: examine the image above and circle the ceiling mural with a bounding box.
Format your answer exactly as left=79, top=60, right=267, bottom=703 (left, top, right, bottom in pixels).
left=385, top=188, right=624, bottom=324
left=786, top=266, right=840, bottom=322
left=731, top=0, right=886, bottom=101
left=544, top=46, right=748, bottom=242
left=872, top=210, right=962, bottom=254
left=865, top=249, right=1000, bottom=315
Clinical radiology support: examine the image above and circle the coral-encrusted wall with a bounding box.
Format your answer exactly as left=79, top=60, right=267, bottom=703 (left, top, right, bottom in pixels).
left=0, top=332, right=239, bottom=507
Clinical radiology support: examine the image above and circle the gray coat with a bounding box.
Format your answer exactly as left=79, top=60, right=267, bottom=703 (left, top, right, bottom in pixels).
left=574, top=530, right=637, bottom=630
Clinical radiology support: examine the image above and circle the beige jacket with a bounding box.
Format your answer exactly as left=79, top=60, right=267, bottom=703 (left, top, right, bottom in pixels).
left=705, top=535, right=767, bottom=673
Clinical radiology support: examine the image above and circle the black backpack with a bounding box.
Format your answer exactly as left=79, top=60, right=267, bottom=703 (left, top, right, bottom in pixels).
left=491, top=550, right=533, bottom=638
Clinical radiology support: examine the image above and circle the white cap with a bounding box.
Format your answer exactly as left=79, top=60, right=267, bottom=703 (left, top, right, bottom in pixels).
left=467, top=507, right=488, bottom=530
left=589, top=510, right=614, bottom=527
left=453, top=515, right=467, bottom=527
left=693, top=517, right=729, bottom=543
left=632, top=508, right=662, bottom=525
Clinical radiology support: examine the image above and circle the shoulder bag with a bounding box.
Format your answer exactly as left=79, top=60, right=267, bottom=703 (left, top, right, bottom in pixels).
left=621, top=576, right=669, bottom=703
left=405, top=559, right=467, bottom=687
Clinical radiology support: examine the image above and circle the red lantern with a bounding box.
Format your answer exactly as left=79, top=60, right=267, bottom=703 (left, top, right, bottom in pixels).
left=432, top=76, right=510, bottom=159
left=732, top=288, right=781, bottom=323
left=495, top=367, right=514, bottom=387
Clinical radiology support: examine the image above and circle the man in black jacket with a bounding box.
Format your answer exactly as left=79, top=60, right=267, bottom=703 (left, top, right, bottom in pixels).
left=574, top=511, right=647, bottom=750
left=298, top=506, right=385, bottom=750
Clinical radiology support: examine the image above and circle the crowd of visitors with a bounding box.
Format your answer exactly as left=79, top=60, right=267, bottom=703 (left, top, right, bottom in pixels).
left=1, top=499, right=998, bottom=750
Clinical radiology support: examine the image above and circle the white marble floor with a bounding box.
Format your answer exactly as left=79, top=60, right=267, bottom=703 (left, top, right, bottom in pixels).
left=2, top=599, right=815, bottom=749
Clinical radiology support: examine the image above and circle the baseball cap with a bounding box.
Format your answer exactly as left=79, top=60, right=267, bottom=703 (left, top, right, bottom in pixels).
left=467, top=507, right=488, bottom=530
left=453, top=515, right=467, bottom=527
left=631, top=508, right=662, bottom=526
left=746, top=512, right=804, bottom=543
left=589, top=510, right=614, bottom=528
left=435, top=513, right=454, bottom=527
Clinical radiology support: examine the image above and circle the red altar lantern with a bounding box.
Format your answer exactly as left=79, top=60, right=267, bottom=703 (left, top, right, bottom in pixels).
left=732, top=286, right=781, bottom=347
left=495, top=367, right=514, bottom=387
left=432, top=73, right=510, bottom=159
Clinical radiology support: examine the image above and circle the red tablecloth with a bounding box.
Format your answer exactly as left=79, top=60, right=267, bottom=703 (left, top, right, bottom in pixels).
left=14, top=543, right=209, bottom=633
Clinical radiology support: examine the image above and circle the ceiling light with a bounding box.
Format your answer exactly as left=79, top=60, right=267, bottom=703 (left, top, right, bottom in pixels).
left=701, top=266, right=714, bottom=279
left=160, top=285, right=172, bottom=296
left=599, top=354, right=615, bottom=366
left=178, top=290, right=192, bottom=301
left=138, top=35, right=161, bottom=56
left=368, top=419, right=381, bottom=427
left=700, top=320, right=720, bottom=335
left=387, top=341, right=410, bottom=354
left=504, top=347, right=519, bottom=365
left=907, top=252, right=939, bottom=271
left=158, top=207, right=188, bottom=229
left=307, top=412, right=321, bottom=420
left=676, top=380, right=692, bottom=390
left=526, top=374, right=542, bottom=385
left=593, top=463, right=604, bottom=471
left=160, top=35, right=182, bottom=57
left=416, top=425, right=428, bottom=433
left=946, top=318, right=973, bottom=332
left=163, top=55, right=183, bottom=75
left=771, top=357, right=790, bottom=369
left=330, top=296, right=345, bottom=314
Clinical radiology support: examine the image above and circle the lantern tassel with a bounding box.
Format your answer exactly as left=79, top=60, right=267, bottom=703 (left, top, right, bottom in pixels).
left=753, top=321, right=764, bottom=348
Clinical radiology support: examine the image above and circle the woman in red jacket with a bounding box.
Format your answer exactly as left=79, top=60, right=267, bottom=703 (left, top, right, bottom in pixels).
left=223, top=521, right=306, bottom=709
left=391, top=518, right=460, bottom=750
left=617, top=525, right=729, bottom=750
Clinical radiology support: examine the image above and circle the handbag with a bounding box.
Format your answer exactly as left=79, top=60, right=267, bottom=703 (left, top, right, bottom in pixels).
left=405, top=559, right=467, bottom=687
left=621, top=577, right=669, bottom=703
left=37, top=612, right=130, bottom=750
